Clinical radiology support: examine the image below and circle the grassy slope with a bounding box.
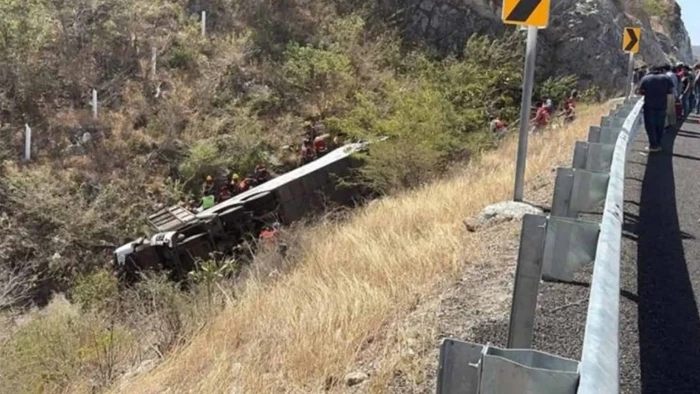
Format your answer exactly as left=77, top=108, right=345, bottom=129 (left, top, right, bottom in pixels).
left=110, top=103, right=614, bottom=394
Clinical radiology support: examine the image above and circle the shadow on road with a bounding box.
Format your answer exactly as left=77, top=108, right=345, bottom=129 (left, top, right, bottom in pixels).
left=635, top=128, right=700, bottom=392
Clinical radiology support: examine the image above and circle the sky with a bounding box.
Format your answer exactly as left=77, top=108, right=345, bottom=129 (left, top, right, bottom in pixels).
left=677, top=0, right=700, bottom=46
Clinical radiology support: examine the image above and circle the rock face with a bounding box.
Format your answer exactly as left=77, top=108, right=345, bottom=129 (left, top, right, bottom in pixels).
left=382, top=0, right=693, bottom=92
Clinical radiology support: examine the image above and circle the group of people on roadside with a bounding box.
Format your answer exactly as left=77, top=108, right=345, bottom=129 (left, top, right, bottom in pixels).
left=636, top=62, right=700, bottom=152
left=490, top=89, right=578, bottom=136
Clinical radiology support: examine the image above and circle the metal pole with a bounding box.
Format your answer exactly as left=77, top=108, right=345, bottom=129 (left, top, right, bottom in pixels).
left=24, top=124, right=31, bottom=161
left=513, top=26, right=538, bottom=202
left=201, top=11, right=206, bottom=37
left=92, top=89, right=98, bottom=120
left=625, top=52, right=635, bottom=97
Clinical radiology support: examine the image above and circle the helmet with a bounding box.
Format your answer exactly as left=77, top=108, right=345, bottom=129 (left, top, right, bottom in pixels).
left=206, top=175, right=213, bottom=182
left=231, top=173, right=240, bottom=180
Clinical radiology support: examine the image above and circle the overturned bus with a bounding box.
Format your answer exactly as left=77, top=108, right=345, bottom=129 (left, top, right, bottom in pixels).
left=113, top=142, right=367, bottom=283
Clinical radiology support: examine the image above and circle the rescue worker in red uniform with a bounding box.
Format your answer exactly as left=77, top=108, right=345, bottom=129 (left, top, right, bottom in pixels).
left=531, top=101, right=550, bottom=133
left=313, top=135, right=328, bottom=157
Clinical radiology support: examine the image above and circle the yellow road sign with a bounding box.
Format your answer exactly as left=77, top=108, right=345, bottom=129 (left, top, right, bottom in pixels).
left=623, top=27, right=641, bottom=53
left=502, top=0, right=551, bottom=28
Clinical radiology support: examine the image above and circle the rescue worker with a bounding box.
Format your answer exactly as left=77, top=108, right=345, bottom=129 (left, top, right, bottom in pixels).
left=313, top=135, right=328, bottom=157
left=259, top=222, right=288, bottom=257
left=531, top=101, right=550, bottom=133
left=563, top=90, right=578, bottom=123
left=218, top=184, right=232, bottom=202
left=543, top=98, right=555, bottom=116
left=489, top=118, right=507, bottom=137
left=303, top=120, right=318, bottom=141
left=300, top=137, right=315, bottom=165
left=229, top=173, right=241, bottom=195
left=259, top=225, right=277, bottom=244
left=238, top=176, right=254, bottom=193
left=202, top=175, right=215, bottom=196
left=254, top=164, right=270, bottom=183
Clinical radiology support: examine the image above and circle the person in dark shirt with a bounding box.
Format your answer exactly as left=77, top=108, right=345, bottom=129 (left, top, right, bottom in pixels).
left=637, top=65, right=674, bottom=152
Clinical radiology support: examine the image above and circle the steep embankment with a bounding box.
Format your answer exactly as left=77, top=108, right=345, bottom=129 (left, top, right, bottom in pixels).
left=382, top=0, right=692, bottom=91
left=110, top=104, right=614, bottom=394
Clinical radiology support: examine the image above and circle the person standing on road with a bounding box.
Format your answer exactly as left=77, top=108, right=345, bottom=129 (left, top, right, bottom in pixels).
left=680, top=66, right=692, bottom=118
left=637, top=65, right=674, bottom=153
left=694, top=63, right=700, bottom=115
left=664, top=64, right=679, bottom=129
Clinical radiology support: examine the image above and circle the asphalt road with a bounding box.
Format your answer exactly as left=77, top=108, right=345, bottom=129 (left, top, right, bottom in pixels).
left=470, top=114, right=700, bottom=393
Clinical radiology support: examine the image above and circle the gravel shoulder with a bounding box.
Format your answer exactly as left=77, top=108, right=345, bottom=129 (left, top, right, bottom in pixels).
left=469, top=115, right=700, bottom=394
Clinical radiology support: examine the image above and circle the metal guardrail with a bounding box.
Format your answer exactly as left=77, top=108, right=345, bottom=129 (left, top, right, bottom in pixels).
left=436, top=97, right=645, bottom=394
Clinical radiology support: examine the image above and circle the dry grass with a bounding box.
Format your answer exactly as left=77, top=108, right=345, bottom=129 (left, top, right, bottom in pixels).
left=111, top=103, right=614, bottom=394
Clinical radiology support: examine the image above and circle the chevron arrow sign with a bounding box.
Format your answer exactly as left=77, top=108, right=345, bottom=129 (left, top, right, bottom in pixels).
left=623, top=27, right=641, bottom=53
left=502, top=0, right=551, bottom=28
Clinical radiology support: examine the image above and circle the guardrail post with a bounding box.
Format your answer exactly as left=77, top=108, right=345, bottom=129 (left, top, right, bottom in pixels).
left=541, top=217, right=600, bottom=281
left=437, top=340, right=580, bottom=394
left=572, top=142, right=615, bottom=173
left=551, top=168, right=610, bottom=219
left=507, top=214, right=547, bottom=349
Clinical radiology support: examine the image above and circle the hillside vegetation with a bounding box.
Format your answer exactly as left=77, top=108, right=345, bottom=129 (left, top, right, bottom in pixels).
left=0, top=0, right=585, bottom=300
left=0, top=0, right=601, bottom=393
left=0, top=103, right=614, bottom=394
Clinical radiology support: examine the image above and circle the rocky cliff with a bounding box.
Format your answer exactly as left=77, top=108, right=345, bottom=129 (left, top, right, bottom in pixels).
left=382, top=0, right=693, bottom=92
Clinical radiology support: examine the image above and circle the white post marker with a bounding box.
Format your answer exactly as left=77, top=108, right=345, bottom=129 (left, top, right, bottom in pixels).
left=201, top=11, right=206, bottom=37
left=24, top=124, right=31, bottom=161
left=92, top=89, right=98, bottom=120
left=626, top=52, right=635, bottom=98
left=501, top=0, right=551, bottom=203
left=151, top=46, right=157, bottom=78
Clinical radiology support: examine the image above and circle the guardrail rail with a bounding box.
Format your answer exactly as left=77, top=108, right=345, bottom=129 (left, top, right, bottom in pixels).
left=436, top=97, right=645, bottom=394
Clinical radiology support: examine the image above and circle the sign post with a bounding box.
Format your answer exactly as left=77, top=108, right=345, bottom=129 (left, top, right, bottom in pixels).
left=201, top=11, right=207, bottom=37
left=502, top=0, right=551, bottom=202
left=623, top=27, right=641, bottom=97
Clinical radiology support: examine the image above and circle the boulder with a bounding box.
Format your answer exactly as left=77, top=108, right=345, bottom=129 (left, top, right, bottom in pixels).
left=465, top=201, right=543, bottom=232
left=344, top=371, right=369, bottom=387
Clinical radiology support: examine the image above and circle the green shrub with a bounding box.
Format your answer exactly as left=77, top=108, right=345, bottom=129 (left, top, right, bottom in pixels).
left=642, top=0, right=672, bottom=17
left=537, top=75, right=579, bottom=107
left=71, top=270, right=119, bottom=311
left=0, top=298, right=134, bottom=394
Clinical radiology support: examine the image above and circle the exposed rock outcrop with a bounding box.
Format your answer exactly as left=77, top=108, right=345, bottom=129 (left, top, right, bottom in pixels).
left=383, top=0, right=693, bottom=93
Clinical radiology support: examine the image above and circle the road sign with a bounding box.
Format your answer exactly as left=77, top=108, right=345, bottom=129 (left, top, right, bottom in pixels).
left=623, top=27, right=640, bottom=53
left=502, top=0, right=551, bottom=28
